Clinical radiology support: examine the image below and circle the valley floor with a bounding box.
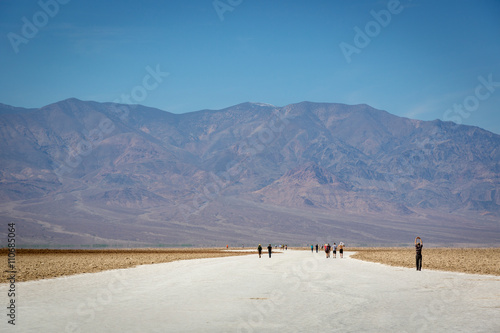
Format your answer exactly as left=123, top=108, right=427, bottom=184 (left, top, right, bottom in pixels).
left=1, top=247, right=499, bottom=283
left=1, top=250, right=499, bottom=332
left=0, top=248, right=250, bottom=283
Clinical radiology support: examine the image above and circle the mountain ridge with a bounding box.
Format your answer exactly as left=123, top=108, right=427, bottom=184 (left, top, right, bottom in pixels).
left=0, top=99, right=498, bottom=246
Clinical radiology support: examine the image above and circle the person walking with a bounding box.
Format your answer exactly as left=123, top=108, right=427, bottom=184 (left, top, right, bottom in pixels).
left=415, top=237, right=423, bottom=271
left=311, top=244, right=314, bottom=253
left=325, top=243, right=330, bottom=258
left=315, top=244, right=319, bottom=253
left=267, top=244, right=272, bottom=258
left=338, top=242, right=344, bottom=258
left=332, top=243, right=337, bottom=258
left=258, top=244, right=262, bottom=258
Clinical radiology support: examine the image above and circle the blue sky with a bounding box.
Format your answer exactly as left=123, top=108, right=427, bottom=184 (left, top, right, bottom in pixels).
left=1, top=0, right=499, bottom=133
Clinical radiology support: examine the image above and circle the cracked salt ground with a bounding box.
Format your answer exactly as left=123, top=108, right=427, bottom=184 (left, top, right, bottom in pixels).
left=1, top=251, right=499, bottom=332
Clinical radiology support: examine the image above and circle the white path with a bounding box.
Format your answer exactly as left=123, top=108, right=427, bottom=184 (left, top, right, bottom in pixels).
left=1, top=250, right=499, bottom=333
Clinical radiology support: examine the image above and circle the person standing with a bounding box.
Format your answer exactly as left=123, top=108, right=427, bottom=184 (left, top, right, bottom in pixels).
left=267, top=244, right=272, bottom=258
left=338, top=242, right=344, bottom=258
left=415, top=237, right=423, bottom=271
left=315, top=244, right=319, bottom=253
left=311, top=244, right=314, bottom=252
left=332, top=243, right=337, bottom=258
left=325, top=243, right=330, bottom=258
left=258, top=244, right=262, bottom=258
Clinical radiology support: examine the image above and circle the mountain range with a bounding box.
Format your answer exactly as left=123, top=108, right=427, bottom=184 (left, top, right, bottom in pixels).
left=0, top=98, right=498, bottom=247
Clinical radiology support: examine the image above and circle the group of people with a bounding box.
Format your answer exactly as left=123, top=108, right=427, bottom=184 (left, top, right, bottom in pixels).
left=257, top=244, right=274, bottom=258
left=256, top=237, right=424, bottom=272
left=324, top=243, right=344, bottom=258
left=310, top=243, right=344, bottom=258
left=257, top=244, right=289, bottom=258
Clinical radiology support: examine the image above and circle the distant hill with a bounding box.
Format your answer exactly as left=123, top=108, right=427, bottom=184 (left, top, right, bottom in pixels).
left=0, top=98, right=498, bottom=247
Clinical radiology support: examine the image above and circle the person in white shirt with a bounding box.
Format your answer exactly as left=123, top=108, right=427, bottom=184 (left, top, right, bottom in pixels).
left=332, top=243, right=337, bottom=258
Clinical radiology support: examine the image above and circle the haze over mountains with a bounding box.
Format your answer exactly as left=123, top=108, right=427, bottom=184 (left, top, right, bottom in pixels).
left=0, top=99, right=498, bottom=246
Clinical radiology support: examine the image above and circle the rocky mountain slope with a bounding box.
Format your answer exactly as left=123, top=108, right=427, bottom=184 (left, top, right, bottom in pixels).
left=0, top=99, right=498, bottom=246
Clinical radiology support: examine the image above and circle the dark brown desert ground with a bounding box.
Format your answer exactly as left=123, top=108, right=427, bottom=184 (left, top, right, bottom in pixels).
left=0, top=248, right=254, bottom=283
left=350, top=247, right=500, bottom=276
